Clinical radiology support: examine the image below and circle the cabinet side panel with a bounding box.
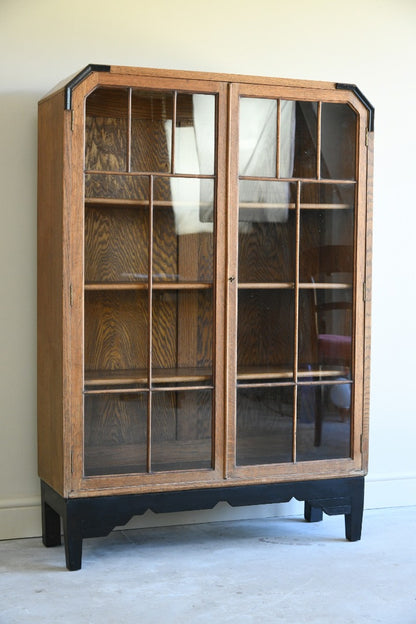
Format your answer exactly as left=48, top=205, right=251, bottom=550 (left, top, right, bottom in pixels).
left=37, top=93, right=66, bottom=494
left=362, top=131, right=374, bottom=473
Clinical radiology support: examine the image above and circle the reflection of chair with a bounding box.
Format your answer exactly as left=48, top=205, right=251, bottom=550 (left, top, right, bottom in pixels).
left=305, top=245, right=353, bottom=446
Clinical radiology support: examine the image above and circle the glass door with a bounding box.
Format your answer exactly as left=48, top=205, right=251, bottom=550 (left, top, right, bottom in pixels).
left=231, top=88, right=358, bottom=472
left=82, top=84, right=222, bottom=479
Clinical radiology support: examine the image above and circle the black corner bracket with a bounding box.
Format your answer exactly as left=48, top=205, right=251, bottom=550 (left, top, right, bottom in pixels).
left=65, top=64, right=111, bottom=110
left=336, top=83, right=375, bottom=132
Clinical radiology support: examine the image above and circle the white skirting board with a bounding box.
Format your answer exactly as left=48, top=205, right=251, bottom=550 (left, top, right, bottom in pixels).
left=1, top=474, right=415, bottom=541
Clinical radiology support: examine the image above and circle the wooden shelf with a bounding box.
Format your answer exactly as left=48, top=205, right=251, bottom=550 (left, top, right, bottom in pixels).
left=84, top=367, right=213, bottom=389
left=238, top=176, right=357, bottom=185
left=239, top=202, right=352, bottom=210
left=85, top=281, right=213, bottom=291
left=84, top=365, right=349, bottom=390
left=238, top=282, right=352, bottom=290
left=85, top=170, right=215, bottom=180
left=153, top=282, right=212, bottom=290
left=85, top=281, right=350, bottom=291
left=299, top=282, right=352, bottom=289
left=237, top=366, right=350, bottom=383
left=238, top=282, right=294, bottom=290
left=85, top=197, right=213, bottom=209
left=85, top=197, right=351, bottom=211
left=237, top=366, right=293, bottom=381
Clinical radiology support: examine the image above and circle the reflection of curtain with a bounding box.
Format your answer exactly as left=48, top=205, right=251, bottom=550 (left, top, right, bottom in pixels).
left=239, top=99, right=296, bottom=223
left=167, top=96, right=296, bottom=234
left=166, top=95, right=214, bottom=235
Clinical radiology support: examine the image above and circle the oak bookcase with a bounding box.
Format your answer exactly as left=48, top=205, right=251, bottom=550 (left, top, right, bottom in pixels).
left=38, top=65, right=373, bottom=569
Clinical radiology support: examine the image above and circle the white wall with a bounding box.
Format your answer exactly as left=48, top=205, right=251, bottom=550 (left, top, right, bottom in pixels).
left=1, top=0, right=415, bottom=539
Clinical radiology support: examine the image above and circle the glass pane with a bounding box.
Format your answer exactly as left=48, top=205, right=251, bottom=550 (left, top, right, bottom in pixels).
left=279, top=100, right=297, bottom=177
left=152, top=289, right=213, bottom=381
left=238, top=181, right=296, bottom=283
left=85, top=88, right=129, bottom=172
left=239, top=97, right=277, bottom=177
left=151, top=390, right=212, bottom=471
left=299, top=184, right=355, bottom=284
left=84, top=393, right=147, bottom=476
left=236, top=386, right=293, bottom=465
left=85, top=205, right=148, bottom=284
left=237, top=289, right=294, bottom=379
left=292, top=101, right=318, bottom=179
left=175, top=93, right=216, bottom=175
left=85, top=290, right=148, bottom=376
left=153, top=177, right=214, bottom=282
left=321, top=103, right=357, bottom=180
left=131, top=90, right=173, bottom=172
left=298, top=289, right=353, bottom=375
left=297, top=384, right=351, bottom=460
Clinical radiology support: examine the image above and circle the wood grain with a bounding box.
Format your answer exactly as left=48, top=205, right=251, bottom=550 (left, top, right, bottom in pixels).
left=238, top=218, right=296, bottom=283
left=85, top=205, right=148, bottom=282
left=84, top=393, right=147, bottom=447
left=85, top=116, right=127, bottom=171
left=131, top=120, right=171, bottom=173
left=37, top=89, right=66, bottom=493
left=85, top=173, right=149, bottom=200
left=85, top=291, right=148, bottom=372
left=152, top=291, right=178, bottom=369
left=152, top=206, right=178, bottom=280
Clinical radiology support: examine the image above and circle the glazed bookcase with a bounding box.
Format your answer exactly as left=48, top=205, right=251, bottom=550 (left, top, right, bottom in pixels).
left=38, top=64, right=373, bottom=569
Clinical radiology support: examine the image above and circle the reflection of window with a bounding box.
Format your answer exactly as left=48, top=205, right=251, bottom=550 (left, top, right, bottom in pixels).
left=165, top=94, right=216, bottom=235
left=239, top=98, right=296, bottom=223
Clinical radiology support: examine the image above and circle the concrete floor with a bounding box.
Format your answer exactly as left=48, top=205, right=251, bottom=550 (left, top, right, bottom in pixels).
left=0, top=506, right=415, bottom=624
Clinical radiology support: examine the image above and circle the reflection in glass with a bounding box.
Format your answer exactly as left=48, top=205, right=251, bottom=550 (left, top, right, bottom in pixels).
left=321, top=103, right=356, bottom=180
left=152, top=289, right=213, bottom=378
left=131, top=90, right=173, bottom=173
left=174, top=94, right=216, bottom=175
left=236, top=386, right=293, bottom=465
left=85, top=88, right=129, bottom=172
left=300, top=182, right=355, bottom=212
left=237, top=289, right=294, bottom=375
left=239, top=98, right=296, bottom=179
left=298, top=289, right=352, bottom=374
left=84, top=393, right=147, bottom=476
left=239, top=179, right=295, bottom=223
left=297, top=384, right=351, bottom=460
left=279, top=100, right=297, bottom=177
left=151, top=390, right=212, bottom=471
left=153, top=177, right=214, bottom=281
left=238, top=180, right=296, bottom=283
left=292, top=101, right=318, bottom=179
left=299, top=184, right=355, bottom=284
left=239, top=97, right=277, bottom=177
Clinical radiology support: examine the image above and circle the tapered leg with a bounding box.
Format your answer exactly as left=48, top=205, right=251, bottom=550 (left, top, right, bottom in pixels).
left=41, top=490, right=61, bottom=547
left=62, top=508, right=83, bottom=571
left=345, top=483, right=364, bottom=541
left=304, top=501, right=323, bottom=523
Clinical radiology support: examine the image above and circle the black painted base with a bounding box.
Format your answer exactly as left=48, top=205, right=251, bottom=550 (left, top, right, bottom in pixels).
left=41, top=477, right=364, bottom=570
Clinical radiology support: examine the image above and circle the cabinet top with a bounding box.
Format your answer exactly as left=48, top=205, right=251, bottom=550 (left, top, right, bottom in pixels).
left=41, top=63, right=374, bottom=130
